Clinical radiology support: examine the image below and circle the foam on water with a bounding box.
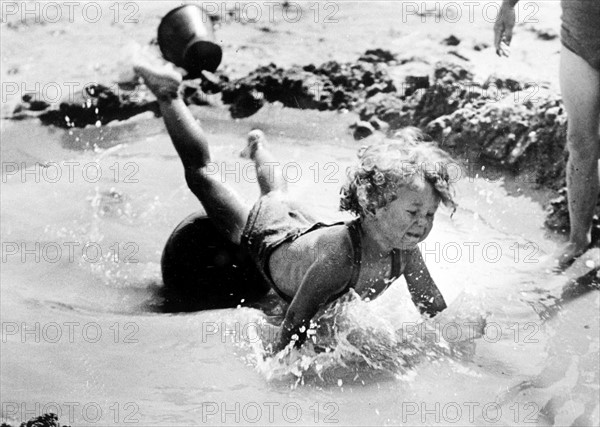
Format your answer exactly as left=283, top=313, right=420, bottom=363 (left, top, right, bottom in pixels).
left=230, top=288, right=490, bottom=387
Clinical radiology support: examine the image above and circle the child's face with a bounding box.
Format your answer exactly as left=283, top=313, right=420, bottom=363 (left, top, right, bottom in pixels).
left=373, top=179, right=440, bottom=249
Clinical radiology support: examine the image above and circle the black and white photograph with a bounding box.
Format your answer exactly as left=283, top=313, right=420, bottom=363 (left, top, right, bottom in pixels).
left=1, top=0, right=599, bottom=425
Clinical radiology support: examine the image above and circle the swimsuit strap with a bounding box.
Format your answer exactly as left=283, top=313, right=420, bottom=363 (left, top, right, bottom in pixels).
left=390, top=248, right=402, bottom=280
left=345, top=219, right=363, bottom=290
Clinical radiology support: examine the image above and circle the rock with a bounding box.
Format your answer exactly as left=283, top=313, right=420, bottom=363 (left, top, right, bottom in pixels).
left=527, top=26, right=558, bottom=41
left=483, top=75, right=523, bottom=92
left=353, top=121, right=375, bottom=140
left=405, top=75, right=430, bottom=89
left=404, top=75, right=430, bottom=96
left=425, top=116, right=451, bottom=140
left=448, top=50, right=470, bottom=62
left=433, top=61, right=473, bottom=84
left=412, top=82, right=464, bottom=124
left=220, top=54, right=396, bottom=116
left=544, top=106, right=561, bottom=122
left=1, top=413, right=71, bottom=427
left=366, top=83, right=387, bottom=98
left=27, top=100, right=51, bottom=111
left=545, top=189, right=600, bottom=235
left=229, top=90, right=265, bottom=118
left=359, top=92, right=404, bottom=124
left=380, top=109, right=412, bottom=129
left=544, top=188, right=570, bottom=232
left=536, top=28, right=558, bottom=40
left=473, top=42, right=490, bottom=51
left=37, top=83, right=158, bottom=128
left=358, top=49, right=396, bottom=63
left=442, top=35, right=461, bottom=46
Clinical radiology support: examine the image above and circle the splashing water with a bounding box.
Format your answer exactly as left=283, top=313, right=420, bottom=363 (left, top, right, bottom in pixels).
left=237, top=288, right=489, bottom=387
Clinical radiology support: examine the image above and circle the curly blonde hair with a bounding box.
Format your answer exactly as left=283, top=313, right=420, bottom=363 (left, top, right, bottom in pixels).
left=340, top=128, right=457, bottom=217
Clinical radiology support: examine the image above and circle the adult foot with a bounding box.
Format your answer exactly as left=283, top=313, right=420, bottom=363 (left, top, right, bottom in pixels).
left=552, top=241, right=589, bottom=273
left=133, top=63, right=182, bottom=101
left=240, top=129, right=266, bottom=159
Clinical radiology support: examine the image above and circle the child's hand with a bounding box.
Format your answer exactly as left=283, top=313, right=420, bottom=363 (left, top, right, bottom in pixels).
left=261, top=328, right=289, bottom=359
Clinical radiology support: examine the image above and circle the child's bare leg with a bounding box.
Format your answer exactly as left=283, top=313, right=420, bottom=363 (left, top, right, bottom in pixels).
left=134, top=63, right=249, bottom=244
left=241, top=130, right=288, bottom=195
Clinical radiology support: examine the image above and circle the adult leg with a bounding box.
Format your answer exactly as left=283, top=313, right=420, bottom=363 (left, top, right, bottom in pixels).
left=134, top=63, right=250, bottom=244
left=241, top=129, right=288, bottom=195
left=556, top=46, right=600, bottom=270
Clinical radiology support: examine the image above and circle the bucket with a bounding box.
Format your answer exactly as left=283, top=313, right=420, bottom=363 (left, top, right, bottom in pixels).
left=157, top=5, right=223, bottom=78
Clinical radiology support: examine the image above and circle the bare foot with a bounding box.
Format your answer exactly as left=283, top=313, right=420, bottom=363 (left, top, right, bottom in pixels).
left=240, top=129, right=266, bottom=159
left=552, top=241, right=589, bottom=273
left=133, top=63, right=182, bottom=101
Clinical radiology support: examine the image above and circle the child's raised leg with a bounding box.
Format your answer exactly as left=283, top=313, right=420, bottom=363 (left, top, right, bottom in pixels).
left=241, top=130, right=288, bottom=195
left=134, top=63, right=249, bottom=244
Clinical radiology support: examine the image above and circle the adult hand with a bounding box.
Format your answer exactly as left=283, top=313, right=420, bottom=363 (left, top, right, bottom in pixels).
left=494, top=2, right=516, bottom=57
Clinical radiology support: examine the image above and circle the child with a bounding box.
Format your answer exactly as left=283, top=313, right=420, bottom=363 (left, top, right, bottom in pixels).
left=134, top=63, right=456, bottom=353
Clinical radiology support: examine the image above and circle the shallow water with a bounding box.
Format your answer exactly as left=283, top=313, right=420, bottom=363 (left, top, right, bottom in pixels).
left=1, top=105, right=598, bottom=426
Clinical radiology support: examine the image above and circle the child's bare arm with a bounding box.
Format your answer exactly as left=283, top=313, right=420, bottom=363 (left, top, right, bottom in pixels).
left=273, top=233, right=353, bottom=352
left=403, top=248, right=447, bottom=317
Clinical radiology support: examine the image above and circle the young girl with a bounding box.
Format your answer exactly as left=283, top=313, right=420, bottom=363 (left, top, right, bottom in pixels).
left=134, top=63, right=456, bottom=353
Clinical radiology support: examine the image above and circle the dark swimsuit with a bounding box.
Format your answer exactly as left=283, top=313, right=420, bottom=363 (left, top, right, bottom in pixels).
left=561, top=0, right=600, bottom=70
left=241, top=192, right=444, bottom=316
left=267, top=220, right=403, bottom=305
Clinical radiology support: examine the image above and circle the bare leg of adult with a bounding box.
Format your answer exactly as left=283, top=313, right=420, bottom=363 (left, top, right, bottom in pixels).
left=556, top=47, right=600, bottom=271
left=241, top=129, right=288, bottom=195
left=134, top=63, right=250, bottom=244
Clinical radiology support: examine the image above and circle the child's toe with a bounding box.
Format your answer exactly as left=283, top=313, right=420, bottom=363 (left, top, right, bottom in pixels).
left=247, top=129, right=266, bottom=144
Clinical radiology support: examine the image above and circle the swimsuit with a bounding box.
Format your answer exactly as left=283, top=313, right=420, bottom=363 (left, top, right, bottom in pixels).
left=241, top=193, right=404, bottom=303
left=561, top=0, right=600, bottom=70
left=240, top=192, right=440, bottom=313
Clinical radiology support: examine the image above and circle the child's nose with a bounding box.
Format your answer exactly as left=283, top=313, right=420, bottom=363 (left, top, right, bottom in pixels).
left=415, top=215, right=429, bottom=227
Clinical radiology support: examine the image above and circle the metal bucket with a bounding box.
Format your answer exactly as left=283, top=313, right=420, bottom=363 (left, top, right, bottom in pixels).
left=157, top=5, right=223, bottom=77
